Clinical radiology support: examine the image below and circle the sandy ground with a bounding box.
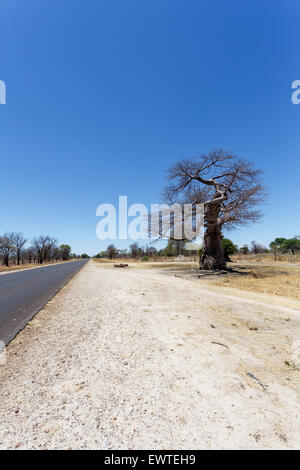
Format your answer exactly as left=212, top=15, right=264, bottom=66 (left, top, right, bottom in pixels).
left=0, top=260, right=299, bottom=450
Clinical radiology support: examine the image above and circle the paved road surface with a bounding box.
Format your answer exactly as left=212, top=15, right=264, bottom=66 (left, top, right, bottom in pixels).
left=0, top=259, right=88, bottom=344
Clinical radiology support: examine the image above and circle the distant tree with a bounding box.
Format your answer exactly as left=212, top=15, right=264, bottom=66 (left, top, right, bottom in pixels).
left=250, top=241, right=267, bottom=254
left=32, top=236, right=47, bottom=264
left=269, top=241, right=278, bottom=261
left=0, top=234, right=15, bottom=267
left=11, top=232, right=27, bottom=265
left=163, top=240, right=186, bottom=257
left=251, top=241, right=259, bottom=254
left=173, top=240, right=185, bottom=256
left=23, top=246, right=34, bottom=264
left=52, top=247, right=61, bottom=261
left=146, top=246, right=158, bottom=258
left=269, top=237, right=289, bottom=260
left=129, top=243, right=139, bottom=259
left=162, top=240, right=175, bottom=257
left=32, top=235, right=57, bottom=263
left=282, top=238, right=300, bottom=255
left=222, top=238, right=238, bottom=262
left=240, top=244, right=249, bottom=255
left=81, top=253, right=89, bottom=258
left=274, top=237, right=287, bottom=248
left=106, top=244, right=118, bottom=260
left=60, top=244, right=71, bottom=260
left=44, top=237, right=58, bottom=262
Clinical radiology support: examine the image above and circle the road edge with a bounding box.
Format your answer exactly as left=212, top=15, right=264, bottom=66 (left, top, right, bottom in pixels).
left=3, top=259, right=89, bottom=346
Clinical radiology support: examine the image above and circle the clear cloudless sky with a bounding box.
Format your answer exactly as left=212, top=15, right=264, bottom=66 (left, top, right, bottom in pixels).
left=0, top=0, right=299, bottom=255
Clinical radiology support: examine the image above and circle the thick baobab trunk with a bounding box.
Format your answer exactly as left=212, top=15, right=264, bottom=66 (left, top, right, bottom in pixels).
left=199, top=201, right=226, bottom=270
left=200, top=226, right=226, bottom=270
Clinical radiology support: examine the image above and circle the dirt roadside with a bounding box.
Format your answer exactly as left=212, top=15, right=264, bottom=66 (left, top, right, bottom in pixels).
left=0, top=260, right=299, bottom=449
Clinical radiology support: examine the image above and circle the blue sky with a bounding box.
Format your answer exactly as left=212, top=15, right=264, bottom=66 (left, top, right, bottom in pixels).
left=0, top=0, right=299, bottom=255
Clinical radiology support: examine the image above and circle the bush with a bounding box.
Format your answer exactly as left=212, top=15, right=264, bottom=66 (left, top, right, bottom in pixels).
left=222, top=238, right=238, bottom=261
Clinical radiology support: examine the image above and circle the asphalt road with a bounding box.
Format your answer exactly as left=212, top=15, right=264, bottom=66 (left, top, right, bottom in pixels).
left=0, top=259, right=89, bottom=345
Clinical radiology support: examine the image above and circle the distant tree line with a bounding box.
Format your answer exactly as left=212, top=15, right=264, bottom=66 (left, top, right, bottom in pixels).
left=0, top=232, right=78, bottom=267
left=95, top=236, right=300, bottom=262
left=237, top=237, right=300, bottom=258
left=95, top=240, right=227, bottom=260
left=269, top=237, right=300, bottom=260
left=95, top=242, right=161, bottom=261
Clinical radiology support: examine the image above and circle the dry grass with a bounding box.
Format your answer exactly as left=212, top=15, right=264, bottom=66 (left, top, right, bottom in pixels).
left=210, top=253, right=300, bottom=300
left=232, top=252, right=300, bottom=265
left=93, top=258, right=138, bottom=266
left=0, top=263, right=43, bottom=273
left=210, top=263, right=300, bottom=301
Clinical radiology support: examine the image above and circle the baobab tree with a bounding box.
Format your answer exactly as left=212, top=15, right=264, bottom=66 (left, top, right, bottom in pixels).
left=163, top=149, right=265, bottom=270
left=250, top=240, right=266, bottom=255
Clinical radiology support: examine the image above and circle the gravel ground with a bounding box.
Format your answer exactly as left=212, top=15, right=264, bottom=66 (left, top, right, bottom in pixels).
left=0, top=260, right=299, bottom=449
